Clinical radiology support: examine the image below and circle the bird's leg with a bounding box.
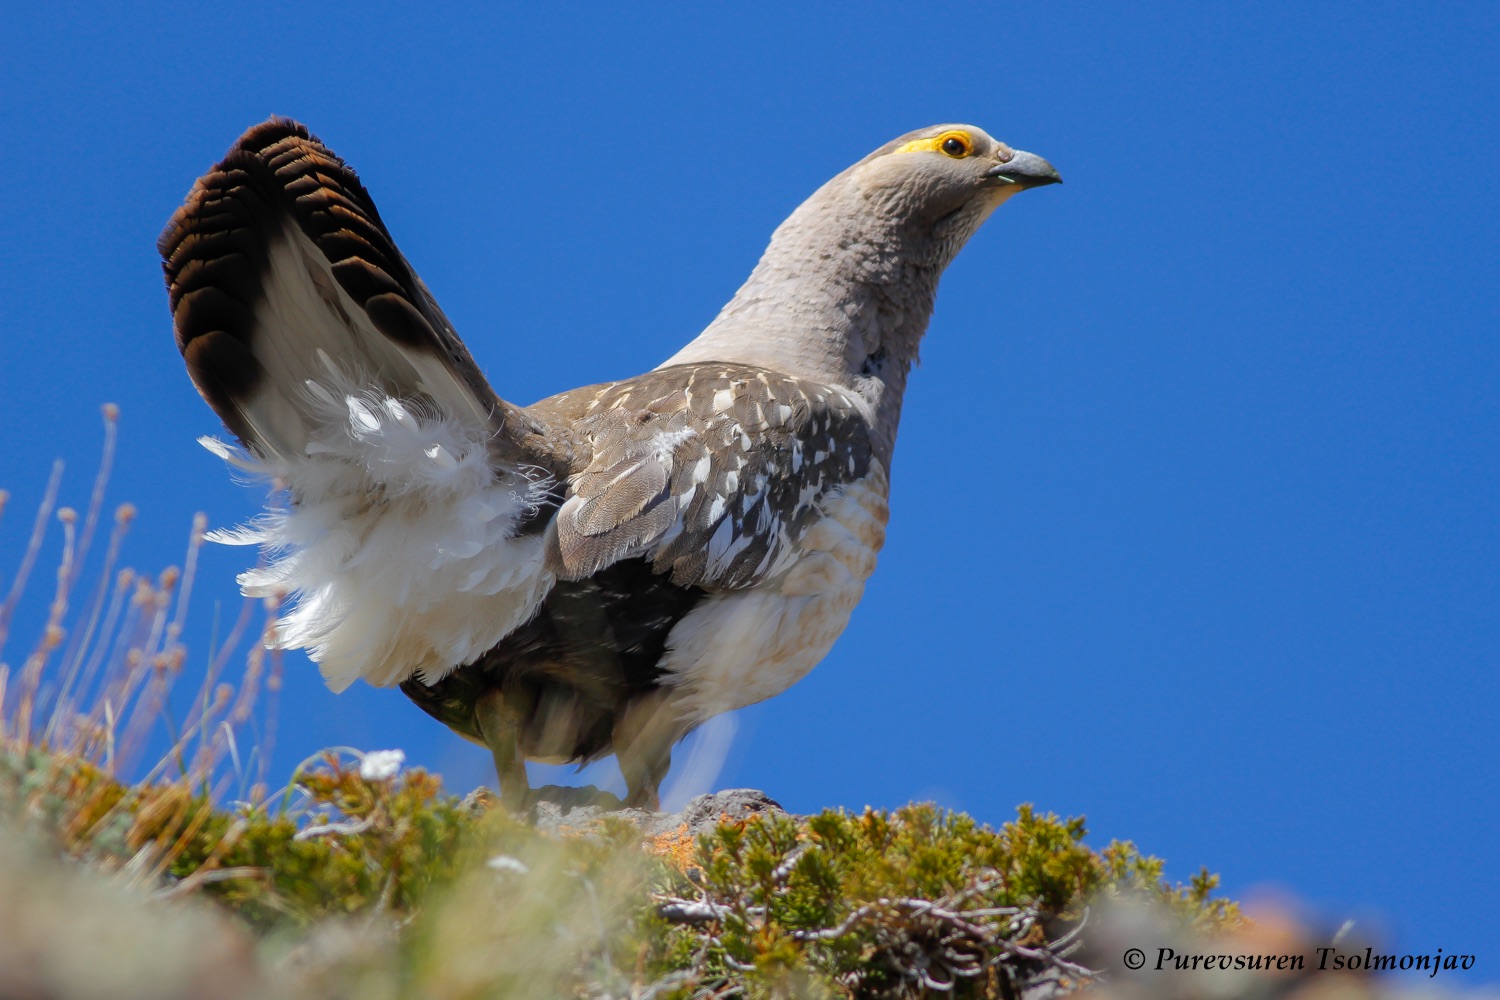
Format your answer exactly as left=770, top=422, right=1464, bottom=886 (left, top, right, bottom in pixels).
left=474, top=687, right=531, bottom=811
left=614, top=690, right=680, bottom=811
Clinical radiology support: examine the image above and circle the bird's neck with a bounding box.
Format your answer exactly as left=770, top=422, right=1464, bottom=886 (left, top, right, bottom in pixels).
left=661, top=182, right=953, bottom=464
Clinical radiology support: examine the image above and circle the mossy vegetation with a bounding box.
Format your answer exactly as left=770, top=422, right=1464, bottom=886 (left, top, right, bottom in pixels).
left=0, top=743, right=1239, bottom=998
left=0, top=412, right=1243, bottom=998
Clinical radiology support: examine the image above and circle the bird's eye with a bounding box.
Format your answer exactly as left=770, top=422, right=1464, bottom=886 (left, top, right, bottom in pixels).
left=940, top=133, right=971, bottom=158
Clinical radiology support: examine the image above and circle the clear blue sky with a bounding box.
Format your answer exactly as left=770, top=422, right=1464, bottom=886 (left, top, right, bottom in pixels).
left=2, top=2, right=1496, bottom=981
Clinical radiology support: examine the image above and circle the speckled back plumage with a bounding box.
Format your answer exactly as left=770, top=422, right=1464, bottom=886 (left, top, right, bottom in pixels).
left=536, top=364, right=873, bottom=588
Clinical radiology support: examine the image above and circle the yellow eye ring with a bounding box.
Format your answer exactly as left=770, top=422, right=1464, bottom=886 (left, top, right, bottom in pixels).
left=938, top=131, right=973, bottom=158
left=893, top=129, right=977, bottom=157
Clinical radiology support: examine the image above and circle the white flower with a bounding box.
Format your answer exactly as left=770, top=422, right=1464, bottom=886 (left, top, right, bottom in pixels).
left=358, top=749, right=406, bottom=781
left=486, top=855, right=529, bottom=875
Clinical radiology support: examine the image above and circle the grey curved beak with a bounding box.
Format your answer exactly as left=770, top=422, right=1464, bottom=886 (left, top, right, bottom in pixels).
left=986, top=149, right=1062, bottom=187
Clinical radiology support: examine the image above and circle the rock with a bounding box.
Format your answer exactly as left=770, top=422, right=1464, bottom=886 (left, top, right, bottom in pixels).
left=664, top=788, right=787, bottom=837
left=527, top=787, right=786, bottom=838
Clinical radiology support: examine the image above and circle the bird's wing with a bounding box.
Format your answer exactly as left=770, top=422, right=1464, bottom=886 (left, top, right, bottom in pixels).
left=535, top=363, right=875, bottom=589
left=159, top=116, right=537, bottom=466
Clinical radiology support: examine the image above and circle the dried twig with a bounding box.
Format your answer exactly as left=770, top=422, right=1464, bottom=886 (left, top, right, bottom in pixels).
left=295, top=813, right=378, bottom=841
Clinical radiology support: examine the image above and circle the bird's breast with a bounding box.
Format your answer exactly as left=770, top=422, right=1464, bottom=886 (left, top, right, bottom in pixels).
left=653, top=461, right=891, bottom=722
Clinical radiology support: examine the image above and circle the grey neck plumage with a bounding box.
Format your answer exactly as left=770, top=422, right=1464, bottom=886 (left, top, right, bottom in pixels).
left=662, top=169, right=987, bottom=466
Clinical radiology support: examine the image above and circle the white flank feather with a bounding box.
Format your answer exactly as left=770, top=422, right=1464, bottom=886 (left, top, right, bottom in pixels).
left=203, top=370, right=555, bottom=692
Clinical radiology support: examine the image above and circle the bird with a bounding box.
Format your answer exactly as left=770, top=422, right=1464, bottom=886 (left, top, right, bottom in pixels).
left=159, top=117, right=1059, bottom=810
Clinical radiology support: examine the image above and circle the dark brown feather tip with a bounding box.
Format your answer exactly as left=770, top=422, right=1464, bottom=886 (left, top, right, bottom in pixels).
left=157, top=117, right=431, bottom=434
left=182, top=330, right=265, bottom=420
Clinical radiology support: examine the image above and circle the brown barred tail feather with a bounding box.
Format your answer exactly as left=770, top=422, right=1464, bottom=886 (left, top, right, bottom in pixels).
left=158, top=117, right=523, bottom=461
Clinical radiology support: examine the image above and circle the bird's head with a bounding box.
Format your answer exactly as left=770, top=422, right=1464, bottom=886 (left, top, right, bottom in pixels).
left=674, top=122, right=1061, bottom=396
left=846, top=123, right=1060, bottom=249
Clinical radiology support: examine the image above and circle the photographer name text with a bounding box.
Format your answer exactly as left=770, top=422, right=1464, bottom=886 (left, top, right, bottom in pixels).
left=1122, top=946, right=1475, bottom=978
